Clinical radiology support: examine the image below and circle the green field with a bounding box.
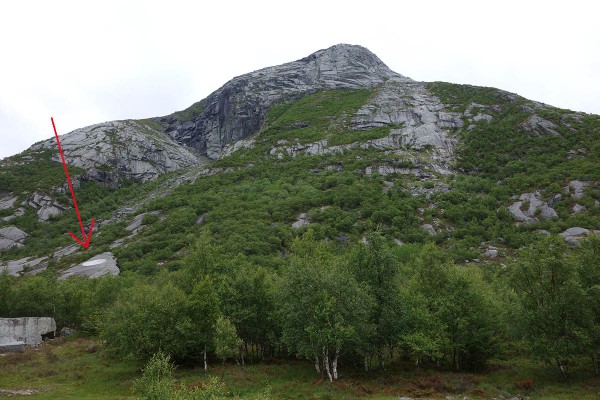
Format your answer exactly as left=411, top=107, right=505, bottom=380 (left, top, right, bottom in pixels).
left=1, top=337, right=599, bottom=399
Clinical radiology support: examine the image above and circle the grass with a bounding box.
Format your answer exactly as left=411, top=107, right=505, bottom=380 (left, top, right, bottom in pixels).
left=0, top=337, right=138, bottom=399
left=1, top=338, right=599, bottom=399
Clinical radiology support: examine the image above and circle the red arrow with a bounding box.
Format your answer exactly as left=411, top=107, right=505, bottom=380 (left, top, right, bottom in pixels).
left=51, top=117, right=95, bottom=249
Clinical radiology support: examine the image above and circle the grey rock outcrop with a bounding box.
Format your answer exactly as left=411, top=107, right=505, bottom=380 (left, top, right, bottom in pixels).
left=292, top=213, right=310, bottom=229
left=566, top=180, right=589, bottom=199
left=0, top=317, right=56, bottom=352
left=0, top=194, right=17, bottom=210
left=560, top=227, right=600, bottom=246
left=422, top=224, right=436, bottom=236
left=160, top=44, right=411, bottom=159
left=59, top=252, right=119, bottom=279
left=125, top=211, right=163, bottom=232
left=31, top=120, right=201, bottom=184
left=2, top=207, right=25, bottom=222
left=24, top=192, right=66, bottom=221
left=522, top=115, right=560, bottom=135
left=0, top=256, right=47, bottom=276
left=0, top=226, right=27, bottom=252
left=508, top=192, right=558, bottom=223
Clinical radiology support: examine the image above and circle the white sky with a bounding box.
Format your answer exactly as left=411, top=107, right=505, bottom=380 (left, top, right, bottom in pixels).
left=1, top=0, right=599, bottom=159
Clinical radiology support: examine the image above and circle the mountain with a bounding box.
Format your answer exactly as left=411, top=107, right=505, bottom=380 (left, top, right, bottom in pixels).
left=1, top=43, right=599, bottom=276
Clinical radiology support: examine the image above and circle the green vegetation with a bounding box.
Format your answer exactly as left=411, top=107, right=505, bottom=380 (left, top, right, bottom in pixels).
left=169, top=100, right=206, bottom=123
left=2, top=83, right=600, bottom=399
left=260, top=89, right=373, bottom=144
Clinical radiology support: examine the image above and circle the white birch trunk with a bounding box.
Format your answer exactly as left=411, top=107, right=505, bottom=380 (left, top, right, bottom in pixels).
left=204, top=347, right=208, bottom=372
left=314, top=356, right=321, bottom=374
left=323, top=347, right=333, bottom=382
left=332, top=348, right=339, bottom=380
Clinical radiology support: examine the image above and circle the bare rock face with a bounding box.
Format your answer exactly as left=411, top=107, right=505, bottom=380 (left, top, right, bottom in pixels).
left=0, top=194, right=17, bottom=210
left=23, top=192, right=66, bottom=222
left=0, top=317, right=56, bottom=352
left=508, top=192, right=558, bottom=223
left=161, top=44, right=411, bottom=159
left=0, top=227, right=27, bottom=252
left=566, top=180, right=589, bottom=199
left=31, top=120, right=201, bottom=184
left=522, top=115, right=560, bottom=135
left=59, top=252, right=119, bottom=280
left=0, top=256, right=47, bottom=276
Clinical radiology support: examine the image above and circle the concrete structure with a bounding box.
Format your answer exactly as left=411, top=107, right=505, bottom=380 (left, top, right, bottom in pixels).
left=0, top=317, right=56, bottom=352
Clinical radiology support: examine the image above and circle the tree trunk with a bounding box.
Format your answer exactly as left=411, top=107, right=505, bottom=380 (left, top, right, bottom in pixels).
left=245, top=342, right=250, bottom=363
left=332, top=348, right=339, bottom=380
left=454, top=349, right=460, bottom=370
left=556, top=359, right=567, bottom=379
left=364, top=355, right=369, bottom=372
left=203, top=347, right=208, bottom=372
left=378, top=349, right=385, bottom=370
left=592, top=354, right=599, bottom=376
left=323, top=347, right=333, bottom=382
left=314, top=356, right=321, bottom=375
left=240, top=345, right=245, bottom=366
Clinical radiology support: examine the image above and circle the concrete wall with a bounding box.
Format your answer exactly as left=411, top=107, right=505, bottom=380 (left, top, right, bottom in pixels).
left=0, top=317, right=56, bottom=351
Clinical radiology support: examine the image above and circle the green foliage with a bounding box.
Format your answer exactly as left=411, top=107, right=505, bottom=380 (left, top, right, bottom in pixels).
left=260, top=89, right=372, bottom=143
left=327, top=125, right=397, bottom=146
left=99, top=281, right=195, bottom=360
left=401, top=244, right=500, bottom=369
left=169, top=100, right=206, bottom=123
left=133, top=351, right=176, bottom=400
left=214, top=316, right=242, bottom=364
left=133, top=352, right=226, bottom=400
left=279, top=233, right=373, bottom=377
left=0, top=149, right=83, bottom=193
left=510, top=236, right=596, bottom=377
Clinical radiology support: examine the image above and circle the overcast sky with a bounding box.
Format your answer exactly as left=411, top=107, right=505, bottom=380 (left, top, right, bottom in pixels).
left=1, top=0, right=598, bottom=159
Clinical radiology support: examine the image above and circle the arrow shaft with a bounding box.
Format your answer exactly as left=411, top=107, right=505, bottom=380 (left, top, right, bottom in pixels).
left=51, top=117, right=86, bottom=237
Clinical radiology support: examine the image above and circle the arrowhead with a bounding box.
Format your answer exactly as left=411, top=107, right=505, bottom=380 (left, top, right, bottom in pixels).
left=68, top=218, right=95, bottom=249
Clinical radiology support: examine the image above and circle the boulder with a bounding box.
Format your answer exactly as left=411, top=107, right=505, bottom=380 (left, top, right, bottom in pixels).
left=508, top=192, right=558, bottom=223
left=560, top=227, right=600, bottom=246
left=422, top=224, right=436, bottom=236
left=0, top=317, right=56, bottom=351
left=292, top=213, right=310, bottom=229
left=59, top=252, right=119, bottom=279
left=0, top=226, right=27, bottom=252
left=566, top=180, right=589, bottom=199
left=572, top=204, right=586, bottom=214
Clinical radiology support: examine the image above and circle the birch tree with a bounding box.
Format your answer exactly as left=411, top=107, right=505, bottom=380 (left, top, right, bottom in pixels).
left=278, top=233, right=373, bottom=381
left=188, top=277, right=220, bottom=371
left=511, top=235, right=593, bottom=378
left=350, top=233, right=403, bottom=370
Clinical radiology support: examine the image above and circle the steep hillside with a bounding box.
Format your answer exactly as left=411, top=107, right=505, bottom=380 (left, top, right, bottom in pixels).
left=1, top=44, right=599, bottom=274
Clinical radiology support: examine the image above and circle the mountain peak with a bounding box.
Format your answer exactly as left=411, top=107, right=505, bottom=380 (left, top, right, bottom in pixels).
left=297, top=43, right=409, bottom=84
